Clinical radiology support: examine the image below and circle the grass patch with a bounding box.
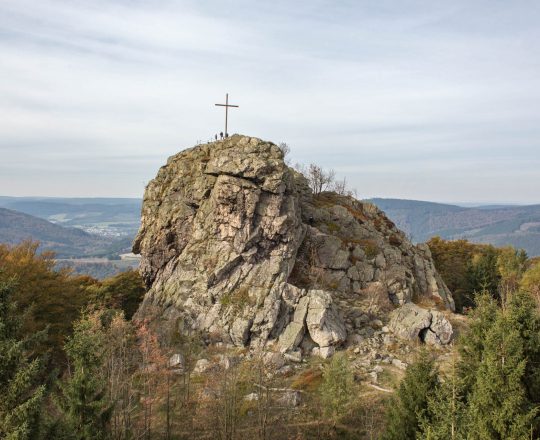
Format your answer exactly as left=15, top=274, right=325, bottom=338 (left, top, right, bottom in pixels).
left=219, top=286, right=254, bottom=313
left=312, top=192, right=342, bottom=208
left=325, top=221, right=341, bottom=234
left=291, top=368, right=323, bottom=392
left=377, top=367, right=403, bottom=390
left=358, top=239, right=378, bottom=259
left=344, top=205, right=369, bottom=223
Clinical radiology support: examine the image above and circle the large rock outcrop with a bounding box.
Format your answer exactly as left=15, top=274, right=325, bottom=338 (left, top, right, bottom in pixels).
left=133, top=135, right=454, bottom=356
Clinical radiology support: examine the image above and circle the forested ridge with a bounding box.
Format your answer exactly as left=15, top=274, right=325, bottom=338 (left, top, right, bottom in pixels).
left=370, top=198, right=540, bottom=256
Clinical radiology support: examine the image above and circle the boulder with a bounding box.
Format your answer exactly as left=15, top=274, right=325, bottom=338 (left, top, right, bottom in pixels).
left=305, top=290, right=347, bottom=347
left=278, top=322, right=305, bottom=352
left=426, top=311, right=453, bottom=345
left=263, top=351, right=285, bottom=369
left=244, top=392, right=259, bottom=401
left=230, top=318, right=252, bottom=347
left=193, top=359, right=211, bottom=374
left=278, top=295, right=309, bottom=352
left=313, top=346, right=335, bottom=359
left=284, top=350, right=302, bottom=363
left=169, top=353, right=184, bottom=369
left=388, top=303, right=453, bottom=345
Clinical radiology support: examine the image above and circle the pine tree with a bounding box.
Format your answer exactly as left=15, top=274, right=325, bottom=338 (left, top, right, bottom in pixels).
left=381, top=350, right=439, bottom=440
left=0, top=278, right=45, bottom=440
left=468, top=247, right=500, bottom=298
left=457, top=292, right=498, bottom=398
left=319, top=352, right=354, bottom=425
left=57, top=312, right=113, bottom=440
left=418, top=351, right=466, bottom=440
left=467, top=312, right=537, bottom=440
left=506, top=291, right=540, bottom=403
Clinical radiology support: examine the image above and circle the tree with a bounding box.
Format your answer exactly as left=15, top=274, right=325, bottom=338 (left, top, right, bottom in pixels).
left=86, top=270, right=145, bottom=320
left=305, top=163, right=336, bottom=195
left=57, top=312, right=113, bottom=440
left=427, top=237, right=481, bottom=311
left=135, top=320, right=168, bottom=440
left=453, top=290, right=540, bottom=438
left=277, top=142, right=290, bottom=157
left=0, top=277, right=45, bottom=440
left=418, top=352, right=466, bottom=440
left=332, top=177, right=356, bottom=197
left=466, top=312, right=537, bottom=439
left=497, top=247, right=527, bottom=307
left=505, top=291, right=540, bottom=421
left=521, top=260, right=540, bottom=308
left=381, top=350, right=439, bottom=440
left=201, top=362, right=247, bottom=440
left=101, top=311, right=138, bottom=440
left=319, top=353, right=354, bottom=425
left=457, top=292, right=499, bottom=396
left=468, top=247, right=500, bottom=300
left=0, top=242, right=91, bottom=367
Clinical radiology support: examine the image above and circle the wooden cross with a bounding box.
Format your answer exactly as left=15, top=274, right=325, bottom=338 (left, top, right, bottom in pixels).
left=215, top=93, right=238, bottom=137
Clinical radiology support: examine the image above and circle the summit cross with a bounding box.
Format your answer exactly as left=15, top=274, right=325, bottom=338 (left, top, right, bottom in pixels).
left=215, top=93, right=239, bottom=137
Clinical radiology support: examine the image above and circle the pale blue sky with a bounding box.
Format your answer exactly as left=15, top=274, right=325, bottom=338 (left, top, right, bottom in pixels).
left=1, top=0, right=539, bottom=203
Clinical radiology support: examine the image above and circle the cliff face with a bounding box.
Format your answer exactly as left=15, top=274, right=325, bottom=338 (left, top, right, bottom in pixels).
left=133, top=135, right=454, bottom=357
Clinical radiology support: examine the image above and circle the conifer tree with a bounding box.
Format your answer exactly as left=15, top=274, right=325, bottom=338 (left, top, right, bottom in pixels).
left=381, top=350, right=439, bottom=440
left=418, top=351, right=466, bottom=440
left=506, top=290, right=540, bottom=407
left=467, top=312, right=537, bottom=440
left=468, top=248, right=500, bottom=298
left=57, top=312, right=113, bottom=440
left=319, top=352, right=354, bottom=425
left=0, top=278, right=45, bottom=440
left=457, top=292, right=498, bottom=397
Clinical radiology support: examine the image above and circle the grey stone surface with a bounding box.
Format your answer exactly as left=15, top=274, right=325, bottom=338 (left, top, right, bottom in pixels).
left=305, top=290, right=347, bottom=347
left=193, top=359, right=211, bottom=374
left=388, top=303, right=453, bottom=346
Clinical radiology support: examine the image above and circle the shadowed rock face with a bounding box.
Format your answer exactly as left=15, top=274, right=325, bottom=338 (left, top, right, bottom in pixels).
left=133, top=135, right=454, bottom=356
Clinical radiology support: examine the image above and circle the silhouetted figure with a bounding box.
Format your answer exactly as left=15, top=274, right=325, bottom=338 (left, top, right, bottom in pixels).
left=308, top=215, right=314, bottom=226
left=220, top=132, right=224, bottom=139
left=225, top=132, right=229, bottom=138
left=215, top=134, right=218, bottom=141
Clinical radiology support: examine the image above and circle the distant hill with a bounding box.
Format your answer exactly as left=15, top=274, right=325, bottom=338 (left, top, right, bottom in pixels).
left=0, top=207, right=133, bottom=258
left=3, top=196, right=539, bottom=257
left=369, top=198, right=540, bottom=256
left=0, top=197, right=141, bottom=238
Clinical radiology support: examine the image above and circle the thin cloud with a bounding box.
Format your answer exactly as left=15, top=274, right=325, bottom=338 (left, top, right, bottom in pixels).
left=0, top=0, right=539, bottom=202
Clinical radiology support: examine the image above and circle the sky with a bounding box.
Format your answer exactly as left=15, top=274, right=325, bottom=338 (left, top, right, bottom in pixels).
left=1, top=0, right=539, bottom=204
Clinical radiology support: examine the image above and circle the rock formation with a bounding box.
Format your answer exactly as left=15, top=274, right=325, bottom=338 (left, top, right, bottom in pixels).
left=133, top=135, right=454, bottom=357
left=388, top=303, right=453, bottom=345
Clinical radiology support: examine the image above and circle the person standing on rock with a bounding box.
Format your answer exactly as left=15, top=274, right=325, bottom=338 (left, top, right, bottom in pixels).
left=220, top=132, right=223, bottom=140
